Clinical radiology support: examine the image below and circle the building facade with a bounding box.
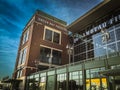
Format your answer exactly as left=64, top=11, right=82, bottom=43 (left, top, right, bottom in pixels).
left=26, top=0, right=120, bottom=90
left=13, top=10, right=69, bottom=90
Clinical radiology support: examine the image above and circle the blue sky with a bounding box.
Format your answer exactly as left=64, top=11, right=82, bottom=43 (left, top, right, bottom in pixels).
left=0, top=0, right=103, bottom=80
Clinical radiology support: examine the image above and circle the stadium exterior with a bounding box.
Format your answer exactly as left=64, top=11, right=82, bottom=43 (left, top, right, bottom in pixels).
left=13, top=0, right=120, bottom=90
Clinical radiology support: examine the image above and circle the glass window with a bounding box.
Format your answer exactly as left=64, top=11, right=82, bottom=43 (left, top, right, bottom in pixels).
left=52, top=50, right=61, bottom=65
left=94, top=46, right=107, bottom=57
left=86, top=68, right=106, bottom=90
left=58, top=74, right=66, bottom=81
left=107, top=43, right=117, bottom=55
left=18, top=52, right=23, bottom=65
left=69, top=71, right=83, bottom=90
left=57, top=73, right=66, bottom=90
left=107, top=31, right=115, bottom=44
left=40, top=47, right=51, bottom=63
left=53, top=32, right=60, bottom=44
left=40, top=47, right=62, bottom=64
left=22, top=48, right=27, bottom=64
left=22, top=29, right=29, bottom=45
left=117, top=41, right=120, bottom=51
left=44, top=28, right=61, bottom=44
left=74, top=53, right=86, bottom=62
left=18, top=48, right=27, bottom=65
left=93, top=35, right=104, bottom=48
left=87, top=50, right=94, bottom=59
left=17, top=69, right=22, bottom=78
left=40, top=77, right=46, bottom=90
left=45, top=29, right=52, bottom=41
left=87, top=40, right=94, bottom=50
left=115, top=28, right=120, bottom=40
left=74, top=43, right=86, bottom=55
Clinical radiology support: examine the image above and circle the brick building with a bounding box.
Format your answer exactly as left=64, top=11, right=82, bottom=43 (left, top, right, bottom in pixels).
left=13, top=10, right=69, bottom=90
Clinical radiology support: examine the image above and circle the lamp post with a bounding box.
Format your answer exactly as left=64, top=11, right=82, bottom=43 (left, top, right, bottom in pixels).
left=66, top=44, right=73, bottom=64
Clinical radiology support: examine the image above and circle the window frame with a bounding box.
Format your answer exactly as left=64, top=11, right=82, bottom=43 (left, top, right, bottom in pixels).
left=40, top=45, right=62, bottom=65
left=43, top=26, right=61, bottom=44
left=18, top=47, right=27, bottom=65
left=22, top=27, right=30, bottom=45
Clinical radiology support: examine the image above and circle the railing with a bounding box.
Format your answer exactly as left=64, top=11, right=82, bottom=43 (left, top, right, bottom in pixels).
left=33, top=51, right=120, bottom=74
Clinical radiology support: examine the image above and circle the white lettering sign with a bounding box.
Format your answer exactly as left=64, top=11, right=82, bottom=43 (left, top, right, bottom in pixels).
left=37, top=17, right=67, bottom=32
left=83, top=14, right=120, bottom=37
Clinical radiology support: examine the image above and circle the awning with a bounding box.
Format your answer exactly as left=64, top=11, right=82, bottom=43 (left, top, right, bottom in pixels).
left=99, top=68, right=120, bottom=76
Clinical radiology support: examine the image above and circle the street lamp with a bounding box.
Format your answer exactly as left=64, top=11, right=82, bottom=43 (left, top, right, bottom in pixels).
left=66, top=44, right=73, bottom=64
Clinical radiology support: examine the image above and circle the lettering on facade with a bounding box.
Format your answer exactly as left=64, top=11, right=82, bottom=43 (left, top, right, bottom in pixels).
left=37, top=17, right=67, bottom=32
left=83, top=14, right=120, bottom=37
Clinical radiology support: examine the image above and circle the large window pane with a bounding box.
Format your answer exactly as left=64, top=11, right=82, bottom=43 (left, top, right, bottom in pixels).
left=94, top=46, right=107, bottom=57
left=22, top=30, right=29, bottom=45
left=107, top=43, right=117, bottom=56
left=53, top=32, right=60, bottom=44
left=45, top=29, right=52, bottom=41
left=22, top=48, right=27, bottom=64
left=52, top=50, right=61, bottom=65
left=18, top=48, right=27, bottom=65
left=107, top=31, right=115, bottom=44
left=117, top=42, right=120, bottom=51
left=40, top=47, right=51, bottom=63
left=74, top=53, right=86, bottom=62
left=74, top=43, right=86, bottom=55
left=40, top=77, right=46, bottom=90
left=115, top=28, right=120, bottom=40
left=87, top=50, right=94, bottom=59
left=94, top=35, right=103, bottom=48
left=87, top=40, right=94, bottom=50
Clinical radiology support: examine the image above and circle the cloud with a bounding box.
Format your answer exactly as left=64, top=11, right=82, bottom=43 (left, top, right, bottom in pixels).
left=0, top=0, right=103, bottom=79
left=0, top=35, right=19, bottom=78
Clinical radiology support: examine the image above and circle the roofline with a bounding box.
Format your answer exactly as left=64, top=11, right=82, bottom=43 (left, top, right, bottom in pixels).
left=36, top=10, right=67, bottom=25
left=67, top=0, right=113, bottom=32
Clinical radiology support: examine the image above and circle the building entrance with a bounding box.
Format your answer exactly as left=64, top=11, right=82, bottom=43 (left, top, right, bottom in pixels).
left=86, top=78, right=107, bottom=90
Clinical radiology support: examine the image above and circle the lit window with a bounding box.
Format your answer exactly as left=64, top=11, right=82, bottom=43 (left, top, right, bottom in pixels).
left=18, top=48, right=27, bottom=65
left=44, top=28, right=61, bottom=44
left=22, top=28, right=29, bottom=45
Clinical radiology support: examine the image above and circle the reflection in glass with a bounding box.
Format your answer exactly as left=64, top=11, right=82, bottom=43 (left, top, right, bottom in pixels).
left=40, top=77, right=46, bottom=90
left=69, top=71, right=83, bottom=90
left=93, top=35, right=104, bottom=48
left=40, top=47, right=51, bottom=63
left=57, top=73, right=66, bottom=90
left=53, top=32, right=60, bottom=44
left=86, top=68, right=107, bottom=90
left=107, top=43, right=117, bottom=56
left=74, top=43, right=86, bottom=54
left=117, top=42, right=120, bottom=51
left=115, top=28, right=120, bottom=40
left=74, top=53, right=86, bottom=62
left=107, top=31, right=115, bottom=44
left=45, top=29, right=52, bottom=41
left=52, top=50, right=61, bottom=65
left=94, top=46, right=107, bottom=57
left=87, top=40, right=94, bottom=50
left=87, top=50, right=94, bottom=58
